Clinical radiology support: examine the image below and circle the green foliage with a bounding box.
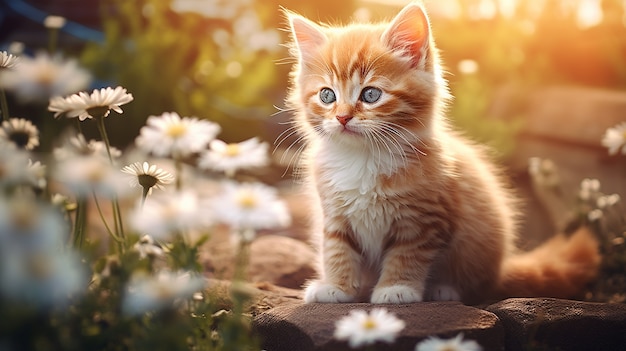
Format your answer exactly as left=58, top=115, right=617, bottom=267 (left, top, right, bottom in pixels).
left=81, top=0, right=282, bottom=147
left=448, top=74, right=523, bottom=158
left=0, top=233, right=259, bottom=351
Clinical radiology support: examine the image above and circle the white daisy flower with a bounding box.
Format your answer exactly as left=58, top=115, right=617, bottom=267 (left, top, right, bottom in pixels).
left=53, top=133, right=121, bottom=161
left=415, top=333, right=483, bottom=351
left=122, top=270, right=207, bottom=316
left=0, top=51, right=19, bottom=69
left=135, top=112, right=221, bottom=158
left=0, top=143, right=31, bottom=188
left=198, top=137, right=269, bottom=177
left=0, top=249, right=86, bottom=308
left=601, top=122, right=626, bottom=155
left=26, top=159, right=47, bottom=190
left=587, top=209, right=603, bottom=222
left=579, top=178, right=601, bottom=201
left=121, top=161, right=174, bottom=195
left=0, top=197, right=66, bottom=252
left=0, top=198, right=85, bottom=308
left=0, top=118, right=40, bottom=150
left=129, top=190, right=209, bottom=240
left=527, top=157, right=559, bottom=188
left=132, top=234, right=164, bottom=259
left=52, top=156, right=129, bottom=198
left=210, top=181, right=290, bottom=237
left=44, top=15, right=66, bottom=29
left=0, top=52, right=91, bottom=103
left=48, top=86, right=134, bottom=121
left=597, top=194, right=620, bottom=209
left=334, top=308, right=405, bottom=348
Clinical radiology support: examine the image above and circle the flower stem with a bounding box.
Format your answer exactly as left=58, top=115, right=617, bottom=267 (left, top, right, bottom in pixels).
left=92, top=190, right=123, bottom=245
left=48, top=28, right=59, bottom=55
left=94, top=114, right=126, bottom=250
left=72, top=197, right=87, bottom=248
left=141, top=185, right=150, bottom=208
left=95, top=116, right=113, bottom=163
left=0, top=88, right=9, bottom=121
left=175, top=158, right=182, bottom=191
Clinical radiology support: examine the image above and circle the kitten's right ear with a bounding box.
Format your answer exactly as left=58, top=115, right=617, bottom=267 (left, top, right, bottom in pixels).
left=286, top=11, right=327, bottom=59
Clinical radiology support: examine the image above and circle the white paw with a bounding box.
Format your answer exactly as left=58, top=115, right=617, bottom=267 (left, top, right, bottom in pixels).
left=370, top=285, right=423, bottom=304
left=303, top=281, right=355, bottom=303
left=430, top=284, right=461, bottom=301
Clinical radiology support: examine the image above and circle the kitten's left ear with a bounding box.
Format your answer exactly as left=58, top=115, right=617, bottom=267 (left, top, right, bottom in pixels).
left=382, top=3, right=431, bottom=68
left=286, top=12, right=327, bottom=60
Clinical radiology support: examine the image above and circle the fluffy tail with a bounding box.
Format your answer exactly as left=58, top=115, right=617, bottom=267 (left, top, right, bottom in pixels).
left=498, top=227, right=601, bottom=299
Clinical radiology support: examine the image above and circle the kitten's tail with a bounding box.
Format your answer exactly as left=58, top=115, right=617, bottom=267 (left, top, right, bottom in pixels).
left=497, top=227, right=601, bottom=299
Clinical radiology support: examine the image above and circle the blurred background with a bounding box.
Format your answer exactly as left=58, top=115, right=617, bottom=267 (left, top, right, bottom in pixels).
left=1, top=0, right=625, bottom=243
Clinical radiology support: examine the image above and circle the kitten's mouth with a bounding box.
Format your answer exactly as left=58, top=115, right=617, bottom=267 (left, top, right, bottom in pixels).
left=340, top=126, right=360, bottom=136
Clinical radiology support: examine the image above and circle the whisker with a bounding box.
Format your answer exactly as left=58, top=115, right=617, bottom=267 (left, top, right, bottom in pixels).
left=273, top=126, right=301, bottom=153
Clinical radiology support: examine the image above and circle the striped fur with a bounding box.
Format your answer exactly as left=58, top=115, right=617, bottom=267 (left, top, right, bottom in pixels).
left=285, top=2, right=599, bottom=304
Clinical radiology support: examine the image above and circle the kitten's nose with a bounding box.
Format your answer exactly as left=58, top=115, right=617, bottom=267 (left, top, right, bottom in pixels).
left=336, top=115, right=353, bottom=126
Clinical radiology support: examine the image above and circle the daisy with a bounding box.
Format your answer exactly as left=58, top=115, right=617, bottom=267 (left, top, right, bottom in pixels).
left=0, top=52, right=91, bottom=103
left=0, top=197, right=66, bottom=252
left=415, top=333, right=483, bottom=351
left=121, top=161, right=174, bottom=200
left=597, top=194, right=620, bottom=209
left=334, top=308, right=405, bottom=348
left=0, top=51, right=19, bottom=69
left=48, top=86, right=134, bottom=121
left=0, top=118, right=40, bottom=150
left=52, top=156, right=129, bottom=198
left=122, top=270, right=207, bottom=316
left=579, top=178, right=601, bottom=201
left=0, top=249, right=86, bottom=308
left=210, top=181, right=290, bottom=238
left=53, top=133, right=121, bottom=161
left=601, top=122, right=626, bottom=155
left=132, top=234, right=164, bottom=259
left=527, top=157, right=559, bottom=188
left=44, top=15, right=66, bottom=29
left=135, top=112, right=221, bottom=159
left=129, top=190, right=209, bottom=240
left=26, top=159, right=47, bottom=190
left=0, top=143, right=31, bottom=188
left=198, top=137, right=269, bottom=177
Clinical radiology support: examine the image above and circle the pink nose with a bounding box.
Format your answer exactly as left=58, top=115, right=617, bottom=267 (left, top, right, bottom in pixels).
left=336, top=115, right=353, bottom=126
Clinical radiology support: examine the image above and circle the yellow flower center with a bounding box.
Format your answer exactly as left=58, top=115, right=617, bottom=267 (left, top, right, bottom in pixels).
left=362, top=318, right=377, bottom=330
left=36, top=68, right=55, bottom=86
left=224, top=143, right=240, bottom=157
left=236, top=191, right=257, bottom=209
left=166, top=124, right=187, bottom=138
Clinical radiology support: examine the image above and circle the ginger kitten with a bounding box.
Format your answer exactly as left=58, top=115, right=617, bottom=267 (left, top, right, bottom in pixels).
left=284, top=2, right=600, bottom=304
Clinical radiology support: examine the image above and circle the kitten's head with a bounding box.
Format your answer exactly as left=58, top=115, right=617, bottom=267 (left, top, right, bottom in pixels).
left=285, top=2, right=448, bottom=150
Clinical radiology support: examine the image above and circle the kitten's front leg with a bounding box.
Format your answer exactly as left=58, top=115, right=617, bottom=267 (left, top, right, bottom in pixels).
left=371, top=229, right=444, bottom=304
left=304, top=231, right=362, bottom=303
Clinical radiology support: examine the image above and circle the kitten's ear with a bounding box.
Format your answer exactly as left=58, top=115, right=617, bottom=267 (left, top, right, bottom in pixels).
left=286, top=12, right=327, bottom=60
left=382, top=3, right=431, bottom=68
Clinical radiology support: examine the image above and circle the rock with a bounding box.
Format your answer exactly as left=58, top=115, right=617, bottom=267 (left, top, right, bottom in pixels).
left=485, top=298, right=626, bottom=351
left=201, top=231, right=317, bottom=290
left=205, top=279, right=302, bottom=315
left=247, top=235, right=317, bottom=290
left=254, top=302, right=503, bottom=351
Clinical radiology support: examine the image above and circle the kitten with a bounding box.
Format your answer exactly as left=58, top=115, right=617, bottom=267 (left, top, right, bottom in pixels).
left=284, top=2, right=600, bottom=304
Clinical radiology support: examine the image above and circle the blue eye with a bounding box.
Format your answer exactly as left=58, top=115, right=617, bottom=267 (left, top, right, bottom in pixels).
left=360, top=87, right=382, bottom=103
left=320, top=88, right=336, bottom=104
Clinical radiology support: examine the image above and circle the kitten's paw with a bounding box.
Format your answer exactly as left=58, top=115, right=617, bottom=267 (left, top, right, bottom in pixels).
left=430, top=284, right=461, bottom=301
left=304, top=281, right=355, bottom=303
left=371, top=285, right=423, bottom=304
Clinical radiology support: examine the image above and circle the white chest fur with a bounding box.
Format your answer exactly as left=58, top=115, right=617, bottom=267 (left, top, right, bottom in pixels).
left=316, top=141, right=400, bottom=263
